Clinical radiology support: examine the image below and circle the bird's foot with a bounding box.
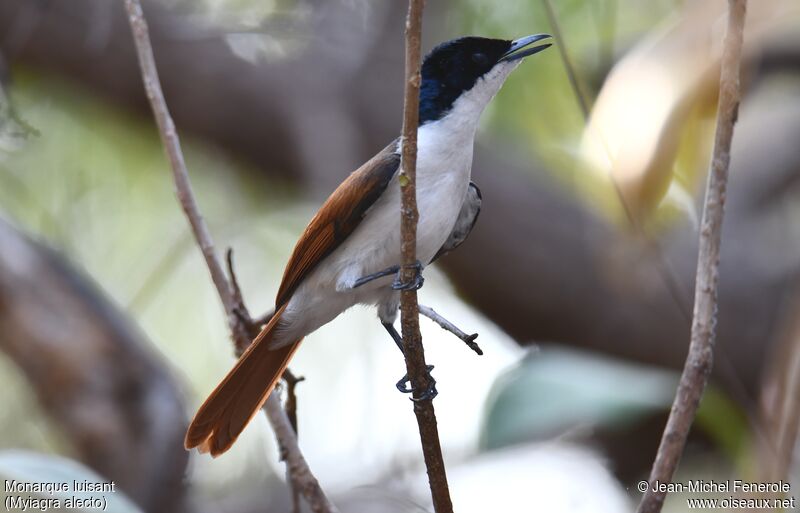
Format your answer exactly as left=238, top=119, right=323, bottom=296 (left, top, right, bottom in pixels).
left=396, top=364, right=438, bottom=401
left=353, top=265, right=400, bottom=289
left=392, top=260, right=424, bottom=291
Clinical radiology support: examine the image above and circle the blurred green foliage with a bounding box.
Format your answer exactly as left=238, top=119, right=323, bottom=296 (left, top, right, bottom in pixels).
left=481, top=346, right=678, bottom=450
left=455, top=0, right=678, bottom=176
left=0, top=0, right=769, bottom=491
left=0, top=70, right=304, bottom=459
left=483, top=345, right=751, bottom=472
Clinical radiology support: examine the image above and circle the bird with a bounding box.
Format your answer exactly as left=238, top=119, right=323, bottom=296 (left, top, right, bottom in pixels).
left=185, top=33, right=552, bottom=456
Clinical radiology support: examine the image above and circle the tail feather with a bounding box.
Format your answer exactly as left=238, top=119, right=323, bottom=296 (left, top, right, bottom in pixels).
left=185, top=303, right=302, bottom=456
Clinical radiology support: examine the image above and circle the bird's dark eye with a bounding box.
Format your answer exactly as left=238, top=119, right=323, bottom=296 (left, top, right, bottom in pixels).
left=471, top=52, right=488, bottom=66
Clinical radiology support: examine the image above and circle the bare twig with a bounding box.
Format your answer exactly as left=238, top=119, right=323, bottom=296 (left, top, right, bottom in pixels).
left=263, top=394, right=333, bottom=513
left=397, top=2, right=453, bottom=512
left=283, top=368, right=306, bottom=513
left=637, top=1, right=747, bottom=512
left=541, top=0, right=591, bottom=119
left=418, top=304, right=482, bottom=355
left=123, top=2, right=337, bottom=512
left=542, top=0, right=694, bottom=321
left=283, top=368, right=305, bottom=434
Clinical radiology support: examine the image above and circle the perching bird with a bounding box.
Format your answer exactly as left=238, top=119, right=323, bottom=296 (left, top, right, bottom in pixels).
left=186, top=34, right=552, bottom=456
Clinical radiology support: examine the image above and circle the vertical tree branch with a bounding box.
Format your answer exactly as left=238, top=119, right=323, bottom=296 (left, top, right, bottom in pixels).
left=636, top=1, right=747, bottom=512
left=123, top=2, right=338, bottom=512
left=398, top=2, right=453, bottom=512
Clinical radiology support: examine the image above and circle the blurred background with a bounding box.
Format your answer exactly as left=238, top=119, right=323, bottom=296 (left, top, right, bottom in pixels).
left=0, top=0, right=799, bottom=512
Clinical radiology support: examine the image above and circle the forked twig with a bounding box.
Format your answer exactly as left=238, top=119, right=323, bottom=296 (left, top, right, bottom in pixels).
left=637, top=1, right=747, bottom=511
left=418, top=304, right=482, bottom=355
left=123, top=2, right=337, bottom=512
left=397, top=1, right=454, bottom=512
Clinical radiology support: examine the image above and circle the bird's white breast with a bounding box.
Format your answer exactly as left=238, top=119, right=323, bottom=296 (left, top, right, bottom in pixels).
left=275, top=67, right=515, bottom=343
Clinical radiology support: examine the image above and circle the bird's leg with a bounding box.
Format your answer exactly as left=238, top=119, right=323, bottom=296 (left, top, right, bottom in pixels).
left=382, top=321, right=406, bottom=354
left=353, top=260, right=425, bottom=291
left=382, top=321, right=438, bottom=401
left=353, top=265, right=400, bottom=288
left=418, top=304, right=483, bottom=355
left=391, top=260, right=424, bottom=291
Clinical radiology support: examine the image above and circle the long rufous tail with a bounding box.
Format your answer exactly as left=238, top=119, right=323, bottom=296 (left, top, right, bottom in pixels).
left=185, top=303, right=302, bottom=456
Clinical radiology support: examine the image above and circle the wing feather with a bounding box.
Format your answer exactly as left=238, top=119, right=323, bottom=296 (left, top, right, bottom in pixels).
left=431, top=181, right=482, bottom=262
left=275, top=141, right=400, bottom=305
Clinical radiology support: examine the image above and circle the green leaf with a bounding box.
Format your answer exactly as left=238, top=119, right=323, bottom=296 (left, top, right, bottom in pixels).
left=481, top=346, right=679, bottom=450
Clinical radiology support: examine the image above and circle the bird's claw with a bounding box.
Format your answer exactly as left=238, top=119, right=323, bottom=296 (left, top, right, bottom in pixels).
left=396, top=364, right=438, bottom=401
left=392, top=260, right=424, bottom=291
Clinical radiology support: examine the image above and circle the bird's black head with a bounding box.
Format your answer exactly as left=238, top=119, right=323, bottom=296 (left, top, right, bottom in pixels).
left=419, top=34, right=551, bottom=125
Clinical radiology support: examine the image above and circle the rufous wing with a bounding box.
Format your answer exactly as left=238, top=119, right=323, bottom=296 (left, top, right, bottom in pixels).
left=186, top=141, right=401, bottom=456
left=275, top=141, right=400, bottom=305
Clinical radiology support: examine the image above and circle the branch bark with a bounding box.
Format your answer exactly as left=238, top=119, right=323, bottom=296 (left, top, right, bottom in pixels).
left=637, top=1, right=748, bottom=511
left=123, top=2, right=337, bottom=512
left=397, top=2, right=453, bottom=512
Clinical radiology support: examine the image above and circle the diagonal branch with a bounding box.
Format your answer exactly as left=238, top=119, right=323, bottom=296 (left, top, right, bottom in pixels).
left=636, top=1, right=748, bottom=512
left=123, top=2, right=337, bottom=512
left=397, top=1, right=453, bottom=512
left=418, top=304, right=482, bottom=355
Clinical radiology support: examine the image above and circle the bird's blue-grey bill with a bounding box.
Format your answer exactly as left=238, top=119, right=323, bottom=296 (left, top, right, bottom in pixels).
left=499, top=33, right=552, bottom=62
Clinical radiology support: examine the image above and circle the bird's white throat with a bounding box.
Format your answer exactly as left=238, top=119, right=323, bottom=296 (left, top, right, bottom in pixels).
left=409, top=59, right=520, bottom=176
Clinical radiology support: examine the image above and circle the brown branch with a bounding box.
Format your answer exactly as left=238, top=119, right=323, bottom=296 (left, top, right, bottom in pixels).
left=282, top=368, right=305, bottom=513
left=397, top=2, right=453, bottom=512
left=227, top=248, right=305, bottom=513
left=636, top=1, right=747, bottom=512
left=123, top=2, right=337, bottom=512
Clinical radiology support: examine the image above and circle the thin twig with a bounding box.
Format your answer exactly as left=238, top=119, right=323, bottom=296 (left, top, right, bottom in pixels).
left=637, top=1, right=747, bottom=512
left=123, top=2, right=337, bottom=513
left=541, top=0, right=591, bottom=119
left=283, top=368, right=305, bottom=513
left=397, top=2, right=453, bottom=512
left=128, top=232, right=192, bottom=312
left=418, top=304, right=482, bottom=355
left=542, top=0, right=694, bottom=320
left=264, top=394, right=333, bottom=513
left=283, top=368, right=305, bottom=434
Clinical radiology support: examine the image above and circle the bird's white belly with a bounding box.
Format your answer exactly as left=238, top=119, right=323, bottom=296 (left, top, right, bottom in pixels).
left=276, top=148, right=472, bottom=344
left=275, top=112, right=478, bottom=345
